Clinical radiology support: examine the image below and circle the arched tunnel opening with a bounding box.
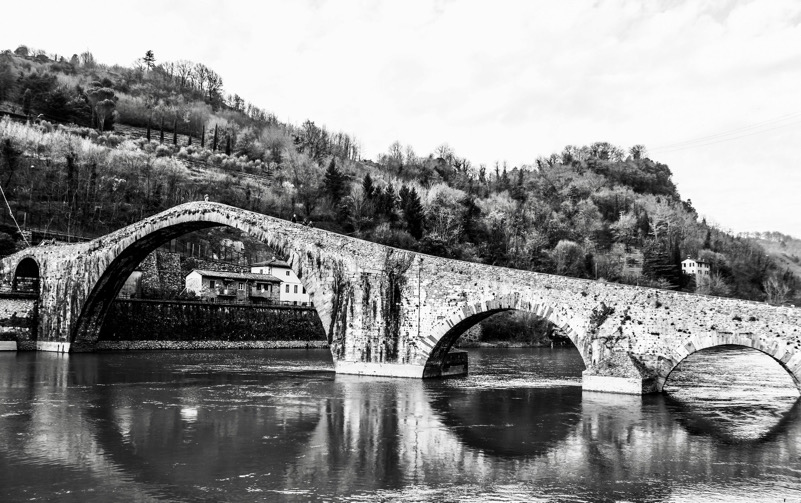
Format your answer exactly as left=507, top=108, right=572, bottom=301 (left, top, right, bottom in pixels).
left=662, top=345, right=800, bottom=442
left=81, top=225, right=330, bottom=360
left=13, top=257, right=40, bottom=293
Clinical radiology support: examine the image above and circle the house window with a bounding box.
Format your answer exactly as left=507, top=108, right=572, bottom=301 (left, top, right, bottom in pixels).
left=209, top=280, right=216, bottom=289
left=294, top=285, right=298, bottom=294
left=285, top=284, right=289, bottom=293
left=238, top=282, right=245, bottom=290
left=302, top=287, right=306, bottom=294
left=286, top=271, right=290, bottom=276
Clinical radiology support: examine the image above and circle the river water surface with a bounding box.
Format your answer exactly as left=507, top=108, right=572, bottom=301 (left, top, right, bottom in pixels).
left=0, top=347, right=799, bottom=502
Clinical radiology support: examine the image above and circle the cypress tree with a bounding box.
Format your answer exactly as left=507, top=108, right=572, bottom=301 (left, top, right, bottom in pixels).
left=201, top=125, right=206, bottom=148
left=362, top=173, right=375, bottom=200
left=401, top=186, right=424, bottom=239
left=323, top=158, right=345, bottom=204
left=146, top=117, right=151, bottom=142
left=212, top=124, right=218, bottom=151
left=383, top=182, right=398, bottom=221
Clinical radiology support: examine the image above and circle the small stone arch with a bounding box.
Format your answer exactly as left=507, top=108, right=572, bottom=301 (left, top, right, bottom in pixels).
left=13, top=256, right=40, bottom=293
left=419, top=292, right=587, bottom=377
left=661, top=332, right=801, bottom=392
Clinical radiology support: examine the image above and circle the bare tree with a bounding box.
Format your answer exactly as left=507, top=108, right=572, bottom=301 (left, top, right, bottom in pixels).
left=175, top=60, right=193, bottom=89
left=193, top=63, right=209, bottom=92
left=205, top=69, right=224, bottom=104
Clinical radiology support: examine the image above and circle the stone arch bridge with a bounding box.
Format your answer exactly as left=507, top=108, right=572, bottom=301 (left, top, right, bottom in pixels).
left=2, top=202, right=800, bottom=394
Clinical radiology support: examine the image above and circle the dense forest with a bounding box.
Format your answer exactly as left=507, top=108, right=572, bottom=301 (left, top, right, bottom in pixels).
left=1, top=45, right=798, bottom=308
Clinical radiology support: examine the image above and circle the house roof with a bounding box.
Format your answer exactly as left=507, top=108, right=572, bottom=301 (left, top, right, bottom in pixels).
left=681, top=258, right=709, bottom=265
left=188, top=269, right=282, bottom=282
left=251, top=258, right=291, bottom=268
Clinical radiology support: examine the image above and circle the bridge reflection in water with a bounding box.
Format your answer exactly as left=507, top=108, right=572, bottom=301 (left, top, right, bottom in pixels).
left=0, top=348, right=799, bottom=502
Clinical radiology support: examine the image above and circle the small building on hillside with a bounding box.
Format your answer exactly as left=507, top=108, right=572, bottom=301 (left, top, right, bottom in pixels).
left=681, top=257, right=711, bottom=282
left=185, top=269, right=281, bottom=304
left=250, top=258, right=311, bottom=305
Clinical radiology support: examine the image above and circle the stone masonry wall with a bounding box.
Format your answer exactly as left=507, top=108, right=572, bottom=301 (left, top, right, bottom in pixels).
left=139, top=250, right=183, bottom=298
left=100, top=299, right=325, bottom=343
left=0, top=295, right=36, bottom=348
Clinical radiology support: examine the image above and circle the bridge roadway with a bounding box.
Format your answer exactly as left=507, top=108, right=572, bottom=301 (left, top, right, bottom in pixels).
left=2, top=201, right=800, bottom=394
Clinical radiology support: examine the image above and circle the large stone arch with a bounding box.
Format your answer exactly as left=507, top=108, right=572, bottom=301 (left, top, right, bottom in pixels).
left=660, top=332, right=801, bottom=392
left=419, top=292, right=588, bottom=377
left=38, top=202, right=360, bottom=354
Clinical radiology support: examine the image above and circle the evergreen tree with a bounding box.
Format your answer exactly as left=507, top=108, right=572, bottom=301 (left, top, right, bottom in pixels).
left=376, top=183, right=397, bottom=221
left=385, top=182, right=398, bottom=221
left=399, top=185, right=424, bottom=239
left=362, top=173, right=375, bottom=200
left=142, top=50, right=156, bottom=70
left=460, top=195, right=482, bottom=243
left=642, top=238, right=680, bottom=288
left=323, top=158, right=345, bottom=205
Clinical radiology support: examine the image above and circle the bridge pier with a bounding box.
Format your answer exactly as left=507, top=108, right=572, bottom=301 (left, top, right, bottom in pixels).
left=36, top=341, right=71, bottom=353
left=336, top=350, right=469, bottom=379
left=582, top=373, right=663, bottom=395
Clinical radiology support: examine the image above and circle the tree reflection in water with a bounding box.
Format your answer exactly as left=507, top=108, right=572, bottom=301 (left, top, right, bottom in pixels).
left=0, top=347, right=800, bottom=502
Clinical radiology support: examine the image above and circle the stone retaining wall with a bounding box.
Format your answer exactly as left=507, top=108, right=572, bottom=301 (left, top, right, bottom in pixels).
left=0, top=295, right=36, bottom=348
left=100, top=298, right=326, bottom=343
left=96, top=340, right=328, bottom=350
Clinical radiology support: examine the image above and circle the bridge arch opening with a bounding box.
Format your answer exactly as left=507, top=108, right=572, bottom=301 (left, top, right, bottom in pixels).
left=69, top=208, right=337, bottom=353
left=421, top=295, right=587, bottom=378
left=13, top=257, right=40, bottom=293
left=663, top=344, right=801, bottom=394
left=662, top=344, right=800, bottom=442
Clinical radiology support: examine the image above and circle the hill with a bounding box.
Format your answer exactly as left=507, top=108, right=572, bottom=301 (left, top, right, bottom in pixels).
left=0, top=45, right=798, bottom=306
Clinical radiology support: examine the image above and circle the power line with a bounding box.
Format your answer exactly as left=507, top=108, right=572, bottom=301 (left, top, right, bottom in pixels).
left=650, top=111, right=801, bottom=153
left=650, top=119, right=801, bottom=154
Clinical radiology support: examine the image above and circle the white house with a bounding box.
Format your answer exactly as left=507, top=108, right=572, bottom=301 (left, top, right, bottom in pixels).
left=185, top=269, right=281, bottom=304
left=681, top=257, right=711, bottom=283
left=250, top=258, right=311, bottom=305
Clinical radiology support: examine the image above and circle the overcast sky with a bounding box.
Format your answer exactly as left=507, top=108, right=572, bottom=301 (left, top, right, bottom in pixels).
left=3, top=0, right=801, bottom=237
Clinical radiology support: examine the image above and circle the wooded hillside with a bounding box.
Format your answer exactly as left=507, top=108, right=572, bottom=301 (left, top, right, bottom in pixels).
left=1, top=45, right=797, bottom=305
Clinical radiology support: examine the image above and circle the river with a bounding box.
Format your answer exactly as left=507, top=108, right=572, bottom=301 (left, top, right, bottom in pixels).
left=0, top=346, right=799, bottom=502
